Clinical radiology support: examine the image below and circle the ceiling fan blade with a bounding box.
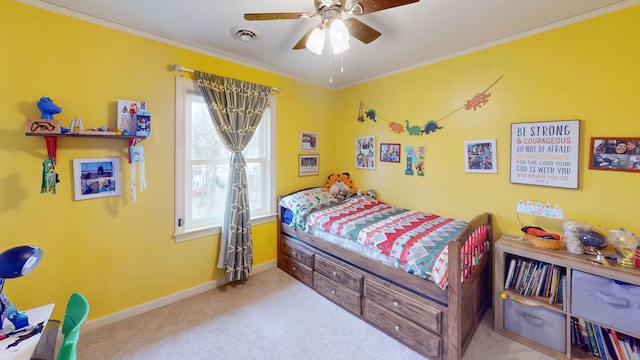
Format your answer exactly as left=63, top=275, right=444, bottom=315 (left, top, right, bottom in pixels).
left=292, top=28, right=316, bottom=50
left=244, top=13, right=309, bottom=21
left=355, top=0, right=419, bottom=15
left=344, top=18, right=381, bottom=44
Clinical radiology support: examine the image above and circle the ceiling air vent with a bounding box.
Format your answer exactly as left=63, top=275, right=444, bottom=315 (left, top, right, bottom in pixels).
left=232, top=26, right=260, bottom=42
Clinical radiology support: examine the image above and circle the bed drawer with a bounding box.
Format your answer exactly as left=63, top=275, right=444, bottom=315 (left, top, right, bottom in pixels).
left=280, top=236, right=314, bottom=268
left=313, top=272, right=361, bottom=315
left=364, top=278, right=442, bottom=335
left=280, top=254, right=313, bottom=287
left=363, top=298, right=442, bottom=359
left=314, top=255, right=363, bottom=293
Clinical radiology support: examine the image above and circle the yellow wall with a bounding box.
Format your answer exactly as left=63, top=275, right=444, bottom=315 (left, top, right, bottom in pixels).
left=0, top=1, right=333, bottom=321
left=2, top=1, right=639, bottom=323
left=334, top=5, right=640, bottom=239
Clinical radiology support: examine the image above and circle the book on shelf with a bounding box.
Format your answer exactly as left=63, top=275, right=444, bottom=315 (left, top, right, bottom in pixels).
left=592, top=323, right=609, bottom=360
left=535, top=263, right=549, bottom=297
left=600, top=325, right=617, bottom=360
left=621, top=334, right=638, bottom=360
left=610, top=329, right=627, bottom=360
left=548, top=267, right=561, bottom=304
left=560, top=273, right=567, bottom=310
left=584, top=319, right=600, bottom=357
left=514, top=259, right=529, bottom=290
left=577, top=318, right=593, bottom=354
left=510, top=257, right=523, bottom=289
left=571, top=317, right=586, bottom=352
left=504, top=257, right=517, bottom=289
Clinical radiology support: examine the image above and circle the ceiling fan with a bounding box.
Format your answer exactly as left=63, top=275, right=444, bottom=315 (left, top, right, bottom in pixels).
left=244, top=0, right=420, bottom=54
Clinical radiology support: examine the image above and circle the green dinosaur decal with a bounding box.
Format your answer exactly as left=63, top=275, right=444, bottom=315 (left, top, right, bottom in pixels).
left=405, top=120, right=422, bottom=136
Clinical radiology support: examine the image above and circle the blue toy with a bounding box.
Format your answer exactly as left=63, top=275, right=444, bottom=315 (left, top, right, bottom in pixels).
left=37, top=97, right=61, bottom=119
left=37, top=97, right=70, bottom=133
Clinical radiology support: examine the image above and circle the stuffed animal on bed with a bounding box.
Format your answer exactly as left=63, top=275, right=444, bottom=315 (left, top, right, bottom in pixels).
left=325, top=173, right=355, bottom=201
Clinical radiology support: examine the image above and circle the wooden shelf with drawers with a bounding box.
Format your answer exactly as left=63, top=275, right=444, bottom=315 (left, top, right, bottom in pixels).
left=494, top=234, right=640, bottom=359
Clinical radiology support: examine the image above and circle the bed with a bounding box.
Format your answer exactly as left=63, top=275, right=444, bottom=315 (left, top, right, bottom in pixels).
left=277, top=187, right=493, bottom=360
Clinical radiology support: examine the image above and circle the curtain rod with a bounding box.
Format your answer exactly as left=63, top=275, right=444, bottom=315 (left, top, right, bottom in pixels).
left=172, top=64, right=282, bottom=94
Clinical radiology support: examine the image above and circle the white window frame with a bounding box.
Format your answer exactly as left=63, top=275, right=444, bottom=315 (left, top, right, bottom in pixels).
left=174, top=77, right=276, bottom=242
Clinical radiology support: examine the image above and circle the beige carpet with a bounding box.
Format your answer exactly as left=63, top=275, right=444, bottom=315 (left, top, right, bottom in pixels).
left=77, top=268, right=552, bottom=359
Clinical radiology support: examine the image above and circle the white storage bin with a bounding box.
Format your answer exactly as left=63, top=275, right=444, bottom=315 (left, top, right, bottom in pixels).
left=571, top=270, right=640, bottom=336
left=504, top=297, right=566, bottom=352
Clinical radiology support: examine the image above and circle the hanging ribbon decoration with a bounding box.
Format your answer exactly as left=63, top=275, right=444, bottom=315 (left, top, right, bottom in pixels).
left=358, top=75, right=504, bottom=135
left=40, top=136, right=59, bottom=194
left=41, top=158, right=58, bottom=194
left=129, top=138, right=146, bottom=202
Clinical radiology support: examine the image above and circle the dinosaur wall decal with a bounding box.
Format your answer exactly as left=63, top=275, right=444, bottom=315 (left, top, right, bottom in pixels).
left=405, top=120, right=422, bottom=136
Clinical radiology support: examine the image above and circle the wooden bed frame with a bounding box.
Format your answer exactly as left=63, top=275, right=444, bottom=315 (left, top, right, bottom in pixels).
left=277, top=198, right=493, bottom=360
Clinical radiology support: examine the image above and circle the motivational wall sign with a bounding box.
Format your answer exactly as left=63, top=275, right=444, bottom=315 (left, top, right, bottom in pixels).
left=510, top=120, right=580, bottom=189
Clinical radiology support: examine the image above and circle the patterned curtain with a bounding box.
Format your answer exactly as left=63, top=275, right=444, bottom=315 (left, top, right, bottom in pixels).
left=195, top=71, right=272, bottom=281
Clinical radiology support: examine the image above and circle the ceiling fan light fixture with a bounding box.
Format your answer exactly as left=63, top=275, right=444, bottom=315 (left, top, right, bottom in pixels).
left=306, top=26, right=326, bottom=55
left=329, top=18, right=350, bottom=54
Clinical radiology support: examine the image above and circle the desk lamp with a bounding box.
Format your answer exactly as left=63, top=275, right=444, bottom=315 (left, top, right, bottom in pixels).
left=0, top=246, right=43, bottom=331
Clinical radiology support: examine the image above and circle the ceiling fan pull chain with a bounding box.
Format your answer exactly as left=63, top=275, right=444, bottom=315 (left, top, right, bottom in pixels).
left=329, top=47, right=334, bottom=84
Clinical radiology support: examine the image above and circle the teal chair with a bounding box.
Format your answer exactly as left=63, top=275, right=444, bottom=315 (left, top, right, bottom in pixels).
left=56, top=292, right=90, bottom=360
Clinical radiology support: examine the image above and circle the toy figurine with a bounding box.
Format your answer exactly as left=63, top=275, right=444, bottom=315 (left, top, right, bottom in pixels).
left=37, top=97, right=70, bottom=133
left=36, top=97, right=61, bottom=119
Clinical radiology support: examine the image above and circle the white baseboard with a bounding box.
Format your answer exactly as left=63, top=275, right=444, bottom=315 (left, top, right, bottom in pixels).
left=81, top=260, right=277, bottom=333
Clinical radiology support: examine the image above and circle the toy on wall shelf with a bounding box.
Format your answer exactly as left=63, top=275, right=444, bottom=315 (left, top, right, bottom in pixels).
left=135, top=110, right=151, bottom=136
left=117, top=99, right=147, bottom=135
left=36, top=97, right=69, bottom=134
left=37, top=97, right=61, bottom=120
left=69, top=116, right=84, bottom=133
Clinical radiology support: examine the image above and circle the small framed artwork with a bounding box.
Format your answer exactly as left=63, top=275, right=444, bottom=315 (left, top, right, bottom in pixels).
left=356, top=136, right=376, bottom=169
left=73, top=157, right=121, bottom=200
left=589, top=137, right=640, bottom=172
left=464, top=139, right=497, bottom=173
left=380, top=143, right=401, bottom=163
left=299, top=131, right=318, bottom=152
left=299, top=154, right=319, bottom=176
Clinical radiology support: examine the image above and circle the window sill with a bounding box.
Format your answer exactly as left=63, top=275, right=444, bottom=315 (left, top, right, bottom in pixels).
left=174, top=214, right=277, bottom=243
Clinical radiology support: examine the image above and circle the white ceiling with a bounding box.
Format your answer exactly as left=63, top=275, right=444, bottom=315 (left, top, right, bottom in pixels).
left=27, top=0, right=637, bottom=88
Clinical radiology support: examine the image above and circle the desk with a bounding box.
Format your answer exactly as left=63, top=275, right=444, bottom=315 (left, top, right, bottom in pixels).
left=1, top=303, right=55, bottom=360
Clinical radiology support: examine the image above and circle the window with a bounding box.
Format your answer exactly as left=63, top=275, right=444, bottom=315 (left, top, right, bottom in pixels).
left=174, top=77, right=276, bottom=242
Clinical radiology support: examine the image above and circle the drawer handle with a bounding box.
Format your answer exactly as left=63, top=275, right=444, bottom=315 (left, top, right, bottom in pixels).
left=522, top=313, right=545, bottom=328
left=332, top=271, right=337, bottom=277
left=292, top=266, right=297, bottom=272
left=394, top=325, right=400, bottom=332
left=596, top=290, right=629, bottom=308
left=392, top=301, right=399, bottom=308
left=331, top=290, right=336, bottom=296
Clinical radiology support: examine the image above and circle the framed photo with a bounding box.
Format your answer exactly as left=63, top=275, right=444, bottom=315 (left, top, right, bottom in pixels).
left=510, top=119, right=580, bottom=189
left=589, top=137, right=640, bottom=172
left=356, top=136, right=376, bottom=169
left=299, top=154, right=319, bottom=176
left=464, top=139, right=497, bottom=173
left=299, top=131, right=318, bottom=152
left=380, top=143, right=401, bottom=163
left=73, top=157, right=121, bottom=200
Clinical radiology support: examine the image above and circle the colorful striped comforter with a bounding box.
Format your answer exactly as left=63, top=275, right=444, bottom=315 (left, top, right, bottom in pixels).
left=304, top=196, right=467, bottom=289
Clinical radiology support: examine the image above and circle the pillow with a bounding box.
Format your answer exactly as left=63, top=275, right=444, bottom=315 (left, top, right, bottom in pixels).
left=279, top=187, right=337, bottom=230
